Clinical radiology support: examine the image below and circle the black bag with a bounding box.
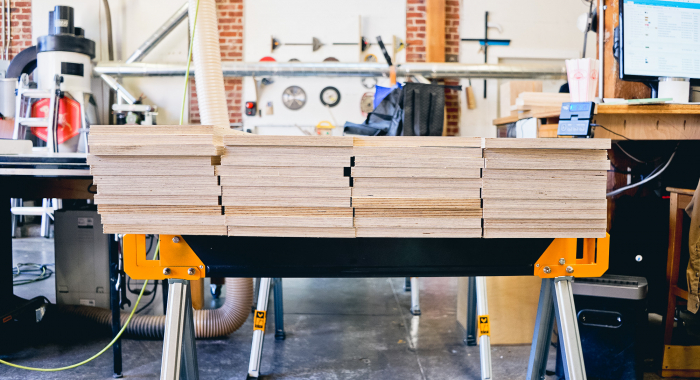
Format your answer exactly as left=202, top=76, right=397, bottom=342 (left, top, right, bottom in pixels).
left=343, top=83, right=461, bottom=136
left=343, top=86, right=404, bottom=136
left=402, top=82, right=445, bottom=136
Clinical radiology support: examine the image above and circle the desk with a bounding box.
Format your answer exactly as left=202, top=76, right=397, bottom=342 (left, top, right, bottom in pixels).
left=493, top=103, right=700, bottom=140
left=593, top=104, right=700, bottom=140
left=0, top=153, right=124, bottom=377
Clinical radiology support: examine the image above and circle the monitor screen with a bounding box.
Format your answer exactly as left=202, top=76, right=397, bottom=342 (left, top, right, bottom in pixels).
left=621, top=0, right=700, bottom=80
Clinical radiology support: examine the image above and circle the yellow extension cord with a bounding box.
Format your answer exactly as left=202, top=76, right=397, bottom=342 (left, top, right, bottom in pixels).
left=0, top=241, right=159, bottom=371
left=1, top=0, right=202, bottom=372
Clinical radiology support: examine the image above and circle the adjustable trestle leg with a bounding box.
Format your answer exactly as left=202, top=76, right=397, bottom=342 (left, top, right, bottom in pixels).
left=475, top=276, right=492, bottom=380
left=247, top=277, right=272, bottom=379
left=465, top=276, right=478, bottom=346
left=161, top=279, right=198, bottom=380
left=526, top=277, right=587, bottom=380
left=410, top=277, right=421, bottom=315
left=273, top=278, right=285, bottom=340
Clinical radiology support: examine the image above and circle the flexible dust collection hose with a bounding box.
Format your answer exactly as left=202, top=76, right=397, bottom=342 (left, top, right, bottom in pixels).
left=61, top=0, right=256, bottom=338
left=189, top=0, right=230, bottom=129
left=61, top=277, right=253, bottom=338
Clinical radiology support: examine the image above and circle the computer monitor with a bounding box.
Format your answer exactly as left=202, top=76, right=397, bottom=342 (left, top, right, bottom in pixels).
left=620, top=0, right=700, bottom=81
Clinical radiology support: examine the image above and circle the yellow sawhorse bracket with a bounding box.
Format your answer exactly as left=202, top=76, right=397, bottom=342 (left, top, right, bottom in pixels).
left=534, top=233, right=610, bottom=279
left=123, top=234, right=205, bottom=281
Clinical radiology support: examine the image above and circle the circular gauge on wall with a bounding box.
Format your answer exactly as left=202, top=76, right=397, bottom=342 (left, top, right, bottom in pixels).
left=320, top=86, right=341, bottom=107
left=361, top=77, right=377, bottom=89
left=282, top=86, right=307, bottom=110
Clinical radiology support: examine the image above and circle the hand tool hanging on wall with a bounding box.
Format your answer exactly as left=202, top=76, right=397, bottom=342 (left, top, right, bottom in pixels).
left=271, top=35, right=406, bottom=59
left=461, top=11, right=511, bottom=98
left=271, top=37, right=324, bottom=52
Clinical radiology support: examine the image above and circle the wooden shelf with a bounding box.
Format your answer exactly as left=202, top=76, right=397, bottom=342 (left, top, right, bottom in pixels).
left=596, top=103, right=700, bottom=115
left=493, top=109, right=561, bottom=126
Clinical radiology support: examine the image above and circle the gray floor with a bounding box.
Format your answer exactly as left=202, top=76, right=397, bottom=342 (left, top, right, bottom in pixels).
left=1, top=238, right=685, bottom=379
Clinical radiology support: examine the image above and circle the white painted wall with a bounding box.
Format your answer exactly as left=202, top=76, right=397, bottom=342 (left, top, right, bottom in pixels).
left=459, top=0, right=597, bottom=137
left=242, top=0, right=405, bottom=134
left=32, top=0, right=189, bottom=125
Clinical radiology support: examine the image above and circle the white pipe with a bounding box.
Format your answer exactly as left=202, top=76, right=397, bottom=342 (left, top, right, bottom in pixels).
left=189, top=0, right=229, bottom=128
left=100, top=74, right=137, bottom=104
left=186, top=0, right=254, bottom=334
left=125, top=3, right=189, bottom=64
left=93, top=62, right=567, bottom=80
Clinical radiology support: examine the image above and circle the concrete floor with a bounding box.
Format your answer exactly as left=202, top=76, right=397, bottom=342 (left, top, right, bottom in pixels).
left=0, top=237, right=687, bottom=379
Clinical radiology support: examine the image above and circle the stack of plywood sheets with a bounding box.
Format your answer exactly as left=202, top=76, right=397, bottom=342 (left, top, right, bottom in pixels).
left=88, top=125, right=228, bottom=235
left=351, top=136, right=484, bottom=237
left=481, top=138, right=610, bottom=238
left=220, top=135, right=355, bottom=237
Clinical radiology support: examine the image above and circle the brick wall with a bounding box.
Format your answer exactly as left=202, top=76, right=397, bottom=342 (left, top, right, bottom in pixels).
left=406, top=0, right=460, bottom=135
left=443, top=0, right=460, bottom=136
left=8, top=0, right=32, bottom=60
left=444, top=0, right=459, bottom=63
left=190, top=0, right=244, bottom=125
left=406, top=0, right=427, bottom=63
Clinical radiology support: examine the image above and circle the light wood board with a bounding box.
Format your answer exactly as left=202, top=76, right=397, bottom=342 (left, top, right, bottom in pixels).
left=93, top=176, right=219, bottom=186
left=353, top=136, right=482, bottom=147
left=482, top=169, right=606, bottom=180
left=352, top=197, right=481, bottom=209
left=98, top=205, right=222, bottom=215
left=483, top=219, right=607, bottom=229
left=483, top=229, right=607, bottom=238
left=94, top=195, right=220, bottom=206
left=224, top=135, right=353, bottom=147
left=351, top=187, right=480, bottom=198
left=483, top=138, right=611, bottom=150
left=90, top=144, right=221, bottom=156
left=352, top=146, right=482, bottom=157
left=103, top=225, right=227, bottom=235
left=484, top=158, right=610, bottom=170
left=222, top=196, right=350, bottom=208
left=220, top=154, right=351, bottom=167
left=353, top=156, right=484, bottom=168
left=222, top=187, right=350, bottom=198
left=351, top=167, right=481, bottom=179
left=352, top=177, right=482, bottom=188
left=97, top=185, right=221, bottom=196
left=482, top=199, right=607, bottom=210
left=481, top=188, right=605, bottom=200
left=215, top=166, right=346, bottom=177
left=225, top=216, right=353, bottom=228
left=220, top=176, right=349, bottom=188
left=354, top=217, right=481, bottom=229
left=225, top=207, right=352, bottom=217
left=355, top=227, right=482, bottom=238
left=101, top=214, right=225, bottom=226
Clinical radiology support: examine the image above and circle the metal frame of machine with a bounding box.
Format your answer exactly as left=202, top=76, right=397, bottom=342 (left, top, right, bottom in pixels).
left=122, top=233, right=610, bottom=380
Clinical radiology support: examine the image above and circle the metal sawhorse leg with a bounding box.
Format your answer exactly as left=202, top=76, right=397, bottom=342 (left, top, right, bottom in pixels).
left=410, top=277, right=421, bottom=315
left=526, top=277, right=586, bottom=380
left=247, top=277, right=285, bottom=379
left=475, top=276, right=492, bottom=380
left=273, top=278, right=285, bottom=340
left=464, top=276, right=478, bottom=346
left=161, top=279, right=198, bottom=380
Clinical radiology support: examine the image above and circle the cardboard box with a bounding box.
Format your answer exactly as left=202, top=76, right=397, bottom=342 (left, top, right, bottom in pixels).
left=457, top=276, right=543, bottom=345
